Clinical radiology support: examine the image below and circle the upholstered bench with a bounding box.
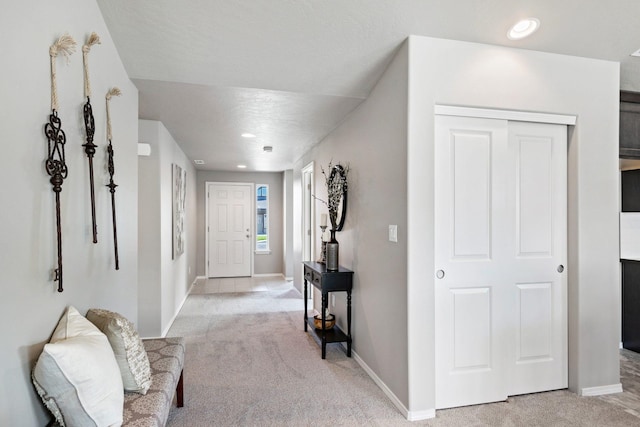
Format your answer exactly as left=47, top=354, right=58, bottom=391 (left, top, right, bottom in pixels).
left=33, top=307, right=185, bottom=427
left=123, top=337, right=185, bottom=427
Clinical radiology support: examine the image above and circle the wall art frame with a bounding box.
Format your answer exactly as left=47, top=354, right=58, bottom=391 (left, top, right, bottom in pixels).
left=172, top=163, right=187, bottom=259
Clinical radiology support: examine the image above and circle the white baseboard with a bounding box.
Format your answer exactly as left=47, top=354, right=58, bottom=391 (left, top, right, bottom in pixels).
left=342, top=343, right=435, bottom=421
left=161, top=278, right=196, bottom=337
left=580, top=383, right=623, bottom=396
left=407, top=408, right=437, bottom=421
left=285, top=276, right=293, bottom=281
left=252, top=273, right=285, bottom=278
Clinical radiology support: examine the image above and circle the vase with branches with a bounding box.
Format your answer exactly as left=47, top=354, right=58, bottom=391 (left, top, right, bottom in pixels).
left=316, top=161, right=349, bottom=270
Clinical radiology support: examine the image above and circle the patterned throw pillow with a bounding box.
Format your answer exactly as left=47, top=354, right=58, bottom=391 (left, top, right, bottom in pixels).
left=31, top=306, right=124, bottom=427
left=86, top=308, right=152, bottom=394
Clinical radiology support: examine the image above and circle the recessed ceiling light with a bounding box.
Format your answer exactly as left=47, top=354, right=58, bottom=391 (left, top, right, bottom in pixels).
left=193, top=159, right=205, bottom=165
left=237, top=164, right=247, bottom=169
left=241, top=133, right=256, bottom=138
left=507, top=18, right=540, bottom=40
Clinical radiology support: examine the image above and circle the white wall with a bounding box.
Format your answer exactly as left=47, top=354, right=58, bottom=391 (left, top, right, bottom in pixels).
left=138, top=123, right=162, bottom=336
left=138, top=120, right=197, bottom=337
left=196, top=170, right=284, bottom=276
left=0, top=1, right=139, bottom=424
left=293, top=43, right=409, bottom=406
left=406, top=35, right=620, bottom=415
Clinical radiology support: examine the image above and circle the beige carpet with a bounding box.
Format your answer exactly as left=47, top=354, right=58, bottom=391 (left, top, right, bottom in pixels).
left=166, top=287, right=640, bottom=426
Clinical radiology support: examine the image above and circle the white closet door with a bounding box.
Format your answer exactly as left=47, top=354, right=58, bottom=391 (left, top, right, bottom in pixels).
left=434, top=116, right=567, bottom=409
left=434, top=116, right=511, bottom=408
left=506, top=121, right=567, bottom=396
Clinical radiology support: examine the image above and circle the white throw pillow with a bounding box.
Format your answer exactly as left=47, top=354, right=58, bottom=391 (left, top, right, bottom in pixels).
left=86, top=308, right=152, bottom=394
left=32, top=306, right=124, bottom=427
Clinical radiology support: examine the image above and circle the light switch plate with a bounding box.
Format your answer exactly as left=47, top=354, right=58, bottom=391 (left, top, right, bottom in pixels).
left=389, top=225, right=398, bottom=242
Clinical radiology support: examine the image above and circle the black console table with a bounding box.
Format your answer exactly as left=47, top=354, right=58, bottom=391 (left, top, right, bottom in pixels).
left=303, top=261, right=353, bottom=359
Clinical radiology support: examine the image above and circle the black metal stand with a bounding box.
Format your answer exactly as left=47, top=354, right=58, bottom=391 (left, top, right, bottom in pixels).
left=106, top=141, right=119, bottom=270
left=83, top=97, right=98, bottom=243
left=44, top=111, right=68, bottom=292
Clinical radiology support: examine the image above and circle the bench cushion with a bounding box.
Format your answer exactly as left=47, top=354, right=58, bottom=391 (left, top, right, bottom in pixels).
left=123, top=337, right=185, bottom=427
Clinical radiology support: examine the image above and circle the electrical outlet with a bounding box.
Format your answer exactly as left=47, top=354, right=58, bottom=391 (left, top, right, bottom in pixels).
left=331, top=294, right=336, bottom=307
left=389, top=225, right=398, bottom=242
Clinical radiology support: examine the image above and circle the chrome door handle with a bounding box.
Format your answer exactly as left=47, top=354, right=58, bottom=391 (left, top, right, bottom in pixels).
left=557, top=265, right=564, bottom=273
left=436, top=270, right=445, bottom=279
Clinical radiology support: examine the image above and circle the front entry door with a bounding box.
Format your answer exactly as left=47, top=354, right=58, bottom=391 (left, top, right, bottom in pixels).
left=207, top=183, right=252, bottom=277
left=434, top=116, right=567, bottom=409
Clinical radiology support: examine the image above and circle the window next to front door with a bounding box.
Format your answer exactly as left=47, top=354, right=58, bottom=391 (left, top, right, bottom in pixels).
left=256, top=184, right=270, bottom=253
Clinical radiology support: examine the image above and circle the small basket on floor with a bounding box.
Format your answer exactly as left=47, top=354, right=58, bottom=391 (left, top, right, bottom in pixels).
left=314, top=314, right=335, bottom=330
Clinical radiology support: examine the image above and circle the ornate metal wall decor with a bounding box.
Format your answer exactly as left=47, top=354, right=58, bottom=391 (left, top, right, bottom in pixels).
left=82, top=33, right=101, bottom=243
left=327, top=164, right=349, bottom=232
left=105, top=87, right=122, bottom=270
left=45, top=34, right=76, bottom=292
left=320, top=161, right=349, bottom=231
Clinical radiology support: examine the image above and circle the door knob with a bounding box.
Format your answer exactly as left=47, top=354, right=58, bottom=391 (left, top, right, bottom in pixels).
left=557, top=265, right=564, bottom=273
left=436, top=270, right=445, bottom=279
left=246, top=234, right=250, bottom=238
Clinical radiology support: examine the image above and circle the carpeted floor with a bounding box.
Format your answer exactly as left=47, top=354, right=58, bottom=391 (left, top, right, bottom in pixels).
left=166, top=282, right=640, bottom=426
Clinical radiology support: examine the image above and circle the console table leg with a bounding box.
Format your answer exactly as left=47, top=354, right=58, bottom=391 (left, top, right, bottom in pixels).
left=304, top=279, right=308, bottom=332
left=322, top=293, right=327, bottom=359
left=347, top=290, right=352, bottom=357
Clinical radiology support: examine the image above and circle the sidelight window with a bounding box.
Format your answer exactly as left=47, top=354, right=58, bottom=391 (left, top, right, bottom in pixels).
left=256, top=184, right=269, bottom=252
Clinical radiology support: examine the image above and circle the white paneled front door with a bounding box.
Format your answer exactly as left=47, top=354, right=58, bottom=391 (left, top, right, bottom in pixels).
left=434, top=115, right=567, bottom=409
left=207, top=183, right=252, bottom=277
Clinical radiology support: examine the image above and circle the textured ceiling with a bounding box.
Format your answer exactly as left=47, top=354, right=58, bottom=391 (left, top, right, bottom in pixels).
left=97, top=0, right=640, bottom=171
left=135, top=79, right=363, bottom=171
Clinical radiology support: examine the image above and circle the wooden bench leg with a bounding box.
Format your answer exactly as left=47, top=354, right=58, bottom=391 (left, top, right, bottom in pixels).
left=176, top=369, right=184, bottom=408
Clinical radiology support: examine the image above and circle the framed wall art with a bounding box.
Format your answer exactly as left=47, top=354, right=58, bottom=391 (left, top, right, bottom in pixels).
left=172, top=163, right=187, bottom=259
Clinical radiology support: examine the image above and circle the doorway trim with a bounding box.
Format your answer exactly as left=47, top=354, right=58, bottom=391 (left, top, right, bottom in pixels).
left=302, top=162, right=315, bottom=307
left=302, top=162, right=315, bottom=263
left=434, top=105, right=576, bottom=125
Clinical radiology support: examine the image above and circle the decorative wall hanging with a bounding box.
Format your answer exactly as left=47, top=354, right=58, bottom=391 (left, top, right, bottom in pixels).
left=45, top=34, right=76, bottom=292
left=105, top=87, right=122, bottom=270
left=324, top=162, right=349, bottom=232
left=82, top=32, right=101, bottom=243
left=172, top=164, right=187, bottom=259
